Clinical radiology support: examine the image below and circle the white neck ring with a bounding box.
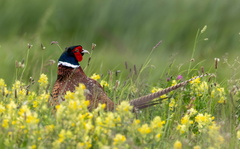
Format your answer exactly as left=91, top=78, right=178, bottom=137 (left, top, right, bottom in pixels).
left=58, top=61, right=80, bottom=68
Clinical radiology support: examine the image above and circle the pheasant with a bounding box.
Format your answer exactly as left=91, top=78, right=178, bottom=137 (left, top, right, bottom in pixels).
left=50, top=45, right=211, bottom=111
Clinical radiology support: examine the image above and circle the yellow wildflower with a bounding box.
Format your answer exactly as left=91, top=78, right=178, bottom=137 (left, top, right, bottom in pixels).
left=77, top=142, right=92, bottom=149
left=113, top=134, right=126, bottom=145
left=64, top=91, right=75, bottom=100
left=29, top=145, right=37, bottom=149
left=90, top=73, right=101, bottom=80
left=133, top=119, right=141, bottom=125
left=68, top=100, right=78, bottom=110
left=193, top=145, right=201, bottom=149
left=138, top=124, right=151, bottom=134
left=55, top=104, right=61, bottom=109
left=58, top=129, right=66, bottom=143
left=84, top=100, right=90, bottom=107
left=105, top=113, right=115, bottom=127
left=18, top=105, right=31, bottom=116
left=191, top=81, right=209, bottom=96
left=199, top=81, right=208, bottom=91
left=211, top=86, right=226, bottom=103
left=2, top=87, right=10, bottom=96
left=12, top=80, right=23, bottom=90
left=217, top=136, right=224, bottom=143
left=181, top=115, right=193, bottom=125
left=77, top=143, right=84, bottom=148
left=0, top=78, right=7, bottom=87
left=6, top=101, right=17, bottom=111
left=173, top=140, right=182, bottom=149
left=26, top=114, right=40, bottom=124
left=237, top=130, right=240, bottom=140
left=100, top=104, right=106, bottom=110
left=177, top=124, right=187, bottom=134
left=38, top=74, right=48, bottom=87
left=155, top=133, right=161, bottom=139
left=2, top=119, right=9, bottom=128
left=66, top=130, right=73, bottom=138
left=151, top=87, right=159, bottom=93
left=11, top=121, right=16, bottom=125
left=218, top=96, right=226, bottom=103
left=172, top=80, right=177, bottom=86
left=33, top=101, right=38, bottom=108
left=150, top=116, right=165, bottom=129
left=0, top=104, right=6, bottom=113
left=84, top=121, right=93, bottom=131
left=177, top=110, right=196, bottom=134
left=116, top=101, right=132, bottom=112
left=100, top=80, right=109, bottom=87
left=190, top=77, right=201, bottom=84
left=30, top=145, right=37, bottom=149
left=187, top=108, right=198, bottom=116
left=169, top=98, right=176, bottom=111
left=195, top=113, right=213, bottom=130
left=211, top=90, right=215, bottom=98
left=45, top=124, right=55, bottom=132
left=74, top=84, right=86, bottom=99
left=79, top=83, right=86, bottom=90
left=96, top=117, right=103, bottom=125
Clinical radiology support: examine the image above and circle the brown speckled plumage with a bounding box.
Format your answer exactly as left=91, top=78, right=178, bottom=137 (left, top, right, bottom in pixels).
left=50, top=65, right=115, bottom=111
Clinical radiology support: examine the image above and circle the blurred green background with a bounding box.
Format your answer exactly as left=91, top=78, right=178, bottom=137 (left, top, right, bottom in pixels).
left=0, top=0, right=240, bottom=85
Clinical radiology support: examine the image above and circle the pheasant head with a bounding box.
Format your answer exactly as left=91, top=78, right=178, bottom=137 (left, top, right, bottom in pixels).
left=58, top=45, right=90, bottom=68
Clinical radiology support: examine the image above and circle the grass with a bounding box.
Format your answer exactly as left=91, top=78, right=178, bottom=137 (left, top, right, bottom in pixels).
left=0, top=0, right=240, bottom=148
left=0, top=39, right=239, bottom=148
left=1, top=0, right=240, bottom=84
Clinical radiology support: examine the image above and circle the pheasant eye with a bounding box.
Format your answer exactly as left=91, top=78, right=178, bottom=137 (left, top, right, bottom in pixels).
left=73, top=49, right=79, bottom=53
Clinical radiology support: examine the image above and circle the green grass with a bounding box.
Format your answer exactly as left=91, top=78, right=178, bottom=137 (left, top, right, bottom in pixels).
left=1, top=0, right=240, bottom=84
left=0, top=0, right=240, bottom=148
left=0, top=55, right=239, bottom=148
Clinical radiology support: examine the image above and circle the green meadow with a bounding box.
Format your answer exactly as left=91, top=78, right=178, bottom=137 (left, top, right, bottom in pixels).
left=0, top=0, right=240, bottom=148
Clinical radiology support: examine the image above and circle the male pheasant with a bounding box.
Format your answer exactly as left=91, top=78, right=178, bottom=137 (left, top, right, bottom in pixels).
left=50, top=45, right=210, bottom=111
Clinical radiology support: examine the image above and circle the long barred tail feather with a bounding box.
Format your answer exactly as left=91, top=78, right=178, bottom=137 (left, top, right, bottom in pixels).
left=129, top=73, right=213, bottom=110
left=132, top=97, right=168, bottom=110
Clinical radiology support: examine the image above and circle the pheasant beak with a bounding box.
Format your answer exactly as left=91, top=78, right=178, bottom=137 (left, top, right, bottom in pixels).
left=73, top=49, right=89, bottom=62
left=81, top=49, right=90, bottom=55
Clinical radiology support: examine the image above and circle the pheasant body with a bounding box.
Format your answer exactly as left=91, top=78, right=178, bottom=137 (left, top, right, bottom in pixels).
left=50, top=45, right=211, bottom=111
left=50, top=45, right=115, bottom=110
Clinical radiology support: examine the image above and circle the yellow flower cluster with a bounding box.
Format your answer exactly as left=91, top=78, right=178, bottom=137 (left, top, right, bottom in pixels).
left=237, top=130, right=240, bottom=140
left=173, top=140, right=182, bottom=149
left=190, top=79, right=209, bottom=97
left=195, top=113, right=215, bottom=130
left=0, top=79, right=7, bottom=88
left=177, top=109, right=195, bottom=134
left=0, top=78, right=9, bottom=96
left=91, top=73, right=110, bottom=89
left=38, top=73, right=48, bottom=88
left=190, top=77, right=201, bottom=84
left=0, top=73, right=235, bottom=148
left=138, top=124, right=152, bottom=134
left=113, top=134, right=126, bottom=145
left=100, top=80, right=109, bottom=87
left=211, top=85, right=226, bottom=103
left=177, top=108, right=225, bottom=148
left=90, top=73, right=101, bottom=80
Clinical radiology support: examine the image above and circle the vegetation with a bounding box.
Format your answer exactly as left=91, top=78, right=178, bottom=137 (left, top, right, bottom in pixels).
left=0, top=0, right=240, bottom=148
left=0, top=62, right=239, bottom=148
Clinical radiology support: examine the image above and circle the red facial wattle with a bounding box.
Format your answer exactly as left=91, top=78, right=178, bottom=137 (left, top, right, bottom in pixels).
left=73, top=47, right=83, bottom=62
